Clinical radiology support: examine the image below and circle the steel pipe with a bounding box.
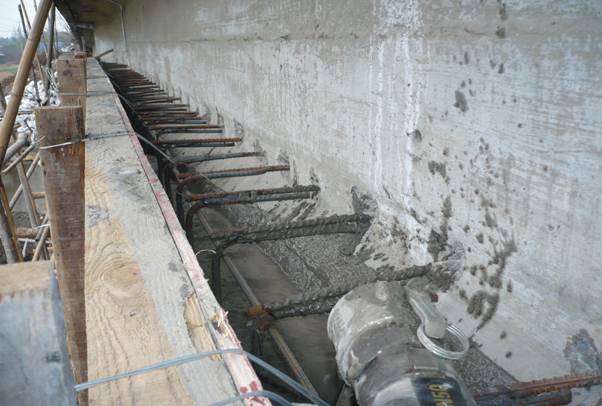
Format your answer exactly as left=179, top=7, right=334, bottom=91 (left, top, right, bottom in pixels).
left=2, top=132, right=30, bottom=166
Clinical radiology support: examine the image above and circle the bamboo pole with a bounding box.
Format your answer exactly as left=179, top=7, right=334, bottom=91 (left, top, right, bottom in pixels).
left=1, top=81, right=45, bottom=258
left=1, top=82, right=44, bottom=259
left=21, top=0, right=49, bottom=58
left=2, top=144, right=34, bottom=174
left=0, top=62, right=40, bottom=232
left=20, top=0, right=31, bottom=31
left=19, top=4, right=45, bottom=80
left=43, top=4, right=56, bottom=103
left=18, top=5, right=42, bottom=106
left=54, top=17, right=59, bottom=58
left=0, top=0, right=51, bottom=263
left=0, top=0, right=51, bottom=164
left=0, top=61, right=23, bottom=263
left=0, top=83, right=5, bottom=115
left=0, top=206, right=19, bottom=262
left=0, top=179, right=22, bottom=262
left=9, top=153, right=40, bottom=209
left=32, top=214, right=49, bottom=260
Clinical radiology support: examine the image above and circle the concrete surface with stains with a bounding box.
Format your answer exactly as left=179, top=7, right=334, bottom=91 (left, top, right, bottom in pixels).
left=88, top=0, right=602, bottom=382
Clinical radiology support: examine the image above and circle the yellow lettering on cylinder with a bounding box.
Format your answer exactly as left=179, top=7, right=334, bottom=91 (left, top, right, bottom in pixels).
left=429, top=384, right=454, bottom=405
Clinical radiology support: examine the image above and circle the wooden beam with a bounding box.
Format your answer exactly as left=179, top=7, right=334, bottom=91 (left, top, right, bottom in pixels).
left=35, top=106, right=86, bottom=392
left=57, top=58, right=87, bottom=117
left=0, top=260, right=76, bottom=405
left=83, top=58, right=255, bottom=405
left=85, top=159, right=195, bottom=404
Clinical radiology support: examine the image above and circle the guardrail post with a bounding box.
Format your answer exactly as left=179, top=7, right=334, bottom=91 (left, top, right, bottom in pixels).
left=35, top=106, right=86, bottom=396
left=57, top=57, right=87, bottom=118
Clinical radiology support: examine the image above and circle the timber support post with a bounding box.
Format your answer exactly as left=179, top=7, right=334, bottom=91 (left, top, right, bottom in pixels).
left=35, top=106, right=86, bottom=394
left=57, top=57, right=87, bottom=116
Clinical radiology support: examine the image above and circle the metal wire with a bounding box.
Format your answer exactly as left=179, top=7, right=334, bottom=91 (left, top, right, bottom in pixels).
left=74, top=347, right=328, bottom=406
left=134, top=132, right=176, bottom=165
left=209, top=390, right=292, bottom=406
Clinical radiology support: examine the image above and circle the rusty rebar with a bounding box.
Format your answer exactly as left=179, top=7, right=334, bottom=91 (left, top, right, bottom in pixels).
left=138, top=111, right=198, bottom=117
left=153, top=137, right=241, bottom=146
left=149, top=123, right=222, bottom=131
left=161, top=151, right=263, bottom=202
left=143, top=118, right=208, bottom=125
left=250, top=264, right=432, bottom=321
left=133, top=97, right=181, bottom=104
left=183, top=186, right=319, bottom=239
left=208, top=214, right=369, bottom=302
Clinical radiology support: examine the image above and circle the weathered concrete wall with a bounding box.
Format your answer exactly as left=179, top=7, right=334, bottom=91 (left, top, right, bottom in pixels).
left=91, top=0, right=602, bottom=380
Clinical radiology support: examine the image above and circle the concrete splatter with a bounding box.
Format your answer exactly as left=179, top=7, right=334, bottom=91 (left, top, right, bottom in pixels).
left=467, top=290, right=500, bottom=329
left=564, top=329, right=602, bottom=373
left=498, top=1, right=508, bottom=21
left=495, top=26, right=506, bottom=38
left=427, top=196, right=452, bottom=262
left=428, top=160, right=447, bottom=179
left=454, top=90, right=469, bottom=112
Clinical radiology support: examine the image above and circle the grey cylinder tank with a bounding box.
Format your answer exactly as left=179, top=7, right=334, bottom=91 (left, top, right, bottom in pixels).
left=327, top=281, right=476, bottom=406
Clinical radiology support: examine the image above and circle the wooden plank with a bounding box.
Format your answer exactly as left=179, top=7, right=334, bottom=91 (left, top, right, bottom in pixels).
left=85, top=165, right=193, bottom=405
left=35, top=106, right=87, bottom=391
left=0, top=261, right=76, bottom=405
left=57, top=58, right=87, bottom=116
left=84, top=58, right=252, bottom=404
left=108, top=58, right=268, bottom=402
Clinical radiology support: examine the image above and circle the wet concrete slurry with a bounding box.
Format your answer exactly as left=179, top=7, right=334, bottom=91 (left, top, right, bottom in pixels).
left=189, top=202, right=516, bottom=402
left=191, top=207, right=343, bottom=403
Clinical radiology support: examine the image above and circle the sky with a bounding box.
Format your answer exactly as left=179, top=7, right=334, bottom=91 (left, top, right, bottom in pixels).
left=0, top=0, right=69, bottom=38
left=0, top=0, right=23, bottom=37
